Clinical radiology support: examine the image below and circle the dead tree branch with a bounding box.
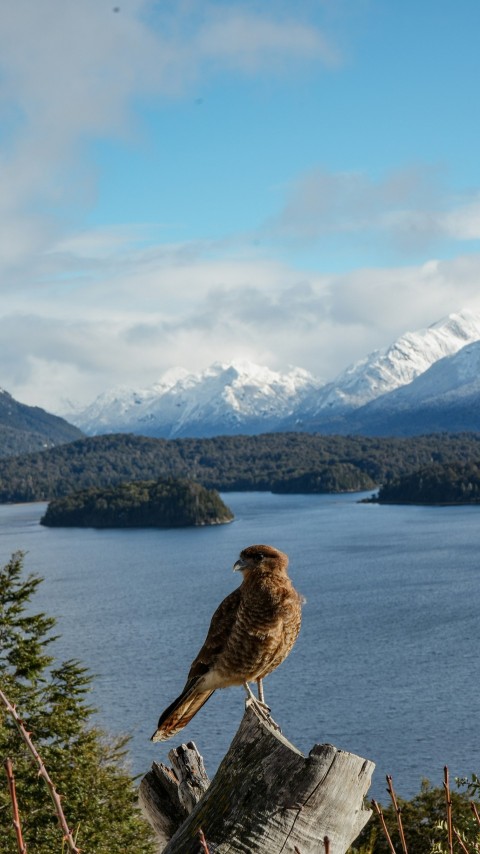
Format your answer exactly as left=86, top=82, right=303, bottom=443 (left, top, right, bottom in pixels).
left=0, top=687, right=80, bottom=854
left=4, top=757, right=27, bottom=854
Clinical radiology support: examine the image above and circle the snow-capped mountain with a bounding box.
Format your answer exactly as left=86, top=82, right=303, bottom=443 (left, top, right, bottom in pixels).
left=341, top=337, right=480, bottom=436
left=64, top=367, right=189, bottom=435
left=66, top=310, right=480, bottom=438
left=69, top=361, right=321, bottom=438
left=294, top=309, right=480, bottom=420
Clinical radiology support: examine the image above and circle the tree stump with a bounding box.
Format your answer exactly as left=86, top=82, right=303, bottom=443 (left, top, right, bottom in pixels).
left=140, top=741, right=210, bottom=849
left=141, top=700, right=374, bottom=853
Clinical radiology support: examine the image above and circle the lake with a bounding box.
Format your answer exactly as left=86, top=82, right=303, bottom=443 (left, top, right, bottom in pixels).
left=0, top=491, right=479, bottom=803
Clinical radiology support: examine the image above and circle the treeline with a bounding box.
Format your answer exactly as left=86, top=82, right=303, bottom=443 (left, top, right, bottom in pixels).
left=271, top=463, right=375, bottom=494
left=1, top=431, right=480, bottom=502
left=0, top=423, right=82, bottom=458
left=41, top=478, right=234, bottom=528
left=372, top=460, right=480, bottom=505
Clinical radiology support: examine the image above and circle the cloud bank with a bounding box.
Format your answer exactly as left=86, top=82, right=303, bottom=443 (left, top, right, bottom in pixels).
left=5, top=236, right=480, bottom=411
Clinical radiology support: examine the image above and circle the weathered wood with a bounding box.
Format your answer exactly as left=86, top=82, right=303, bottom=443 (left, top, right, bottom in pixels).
left=139, top=742, right=210, bottom=849
left=139, top=761, right=188, bottom=849
left=141, top=700, right=374, bottom=853
left=168, top=743, right=211, bottom=814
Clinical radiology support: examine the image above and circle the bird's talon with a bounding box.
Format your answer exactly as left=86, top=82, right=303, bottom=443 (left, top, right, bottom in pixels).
left=245, top=695, right=280, bottom=729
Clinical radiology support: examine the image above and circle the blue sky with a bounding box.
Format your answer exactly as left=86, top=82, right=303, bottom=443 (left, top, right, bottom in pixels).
left=1, top=0, right=480, bottom=410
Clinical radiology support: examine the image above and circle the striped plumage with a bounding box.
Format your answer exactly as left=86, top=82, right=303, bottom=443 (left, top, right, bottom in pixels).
left=151, top=544, right=302, bottom=743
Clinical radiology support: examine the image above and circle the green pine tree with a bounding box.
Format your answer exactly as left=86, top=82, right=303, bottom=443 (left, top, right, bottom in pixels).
left=0, top=551, right=155, bottom=853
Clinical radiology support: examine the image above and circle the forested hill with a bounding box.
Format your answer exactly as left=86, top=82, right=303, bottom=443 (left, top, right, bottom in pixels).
left=1, top=431, right=480, bottom=503
left=371, top=460, right=480, bottom=505
left=0, top=388, right=83, bottom=456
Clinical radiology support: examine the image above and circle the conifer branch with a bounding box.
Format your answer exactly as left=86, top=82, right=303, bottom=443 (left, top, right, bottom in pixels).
left=0, top=687, right=81, bottom=854
left=4, top=757, right=27, bottom=854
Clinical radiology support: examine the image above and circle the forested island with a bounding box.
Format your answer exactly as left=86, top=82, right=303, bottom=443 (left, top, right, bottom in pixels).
left=40, top=477, right=234, bottom=528
left=271, top=463, right=374, bottom=494
left=2, top=431, right=480, bottom=503
left=367, top=460, right=480, bottom=505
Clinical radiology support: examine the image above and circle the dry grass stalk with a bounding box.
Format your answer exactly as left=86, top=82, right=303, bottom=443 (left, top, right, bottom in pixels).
left=453, top=827, right=472, bottom=854
left=444, top=766, right=454, bottom=854
left=386, top=775, right=408, bottom=854
left=0, top=688, right=81, bottom=854
left=376, top=768, right=480, bottom=854
left=471, top=802, right=480, bottom=829
left=372, top=799, right=397, bottom=854
left=4, top=758, right=27, bottom=854
left=198, top=828, right=210, bottom=853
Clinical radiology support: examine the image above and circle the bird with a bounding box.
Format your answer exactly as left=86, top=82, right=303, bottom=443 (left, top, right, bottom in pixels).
left=151, top=543, right=302, bottom=742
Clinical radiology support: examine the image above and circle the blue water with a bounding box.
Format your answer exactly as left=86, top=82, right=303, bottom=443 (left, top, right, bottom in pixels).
left=0, top=492, right=479, bottom=802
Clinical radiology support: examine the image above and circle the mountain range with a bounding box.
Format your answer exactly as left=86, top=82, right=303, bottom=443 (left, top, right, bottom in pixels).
left=63, top=309, right=480, bottom=438
left=63, top=363, right=321, bottom=438
left=0, top=387, right=83, bottom=457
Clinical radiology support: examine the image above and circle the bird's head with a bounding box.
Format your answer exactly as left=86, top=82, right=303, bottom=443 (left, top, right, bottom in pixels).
left=233, top=544, right=288, bottom=575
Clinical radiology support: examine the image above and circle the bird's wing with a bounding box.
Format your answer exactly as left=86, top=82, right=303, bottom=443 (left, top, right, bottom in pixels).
left=151, top=587, right=242, bottom=742
left=187, top=587, right=242, bottom=679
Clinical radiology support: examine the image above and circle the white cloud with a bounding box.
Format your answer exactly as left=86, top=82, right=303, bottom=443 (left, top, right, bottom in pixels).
left=266, top=165, right=480, bottom=254
left=441, top=195, right=480, bottom=240
left=194, top=7, right=340, bottom=72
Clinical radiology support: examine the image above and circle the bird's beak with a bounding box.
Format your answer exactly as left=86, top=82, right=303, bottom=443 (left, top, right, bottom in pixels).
left=233, top=557, right=247, bottom=572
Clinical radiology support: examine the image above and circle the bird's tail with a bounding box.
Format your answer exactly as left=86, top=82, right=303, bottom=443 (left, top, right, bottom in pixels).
left=151, top=678, right=215, bottom=742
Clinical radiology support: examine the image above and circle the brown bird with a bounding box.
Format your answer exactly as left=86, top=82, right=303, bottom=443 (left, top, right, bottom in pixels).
left=151, top=544, right=302, bottom=742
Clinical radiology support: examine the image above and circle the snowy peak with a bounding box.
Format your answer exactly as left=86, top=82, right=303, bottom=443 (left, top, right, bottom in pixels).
left=376, top=337, right=480, bottom=407
left=66, top=367, right=189, bottom=434
left=306, top=309, right=480, bottom=415
left=342, top=337, right=480, bottom=436
left=145, top=361, right=319, bottom=437
left=70, top=361, right=322, bottom=438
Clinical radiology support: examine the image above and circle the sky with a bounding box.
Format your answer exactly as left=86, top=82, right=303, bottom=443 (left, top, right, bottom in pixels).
left=2, top=0, right=480, bottom=413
